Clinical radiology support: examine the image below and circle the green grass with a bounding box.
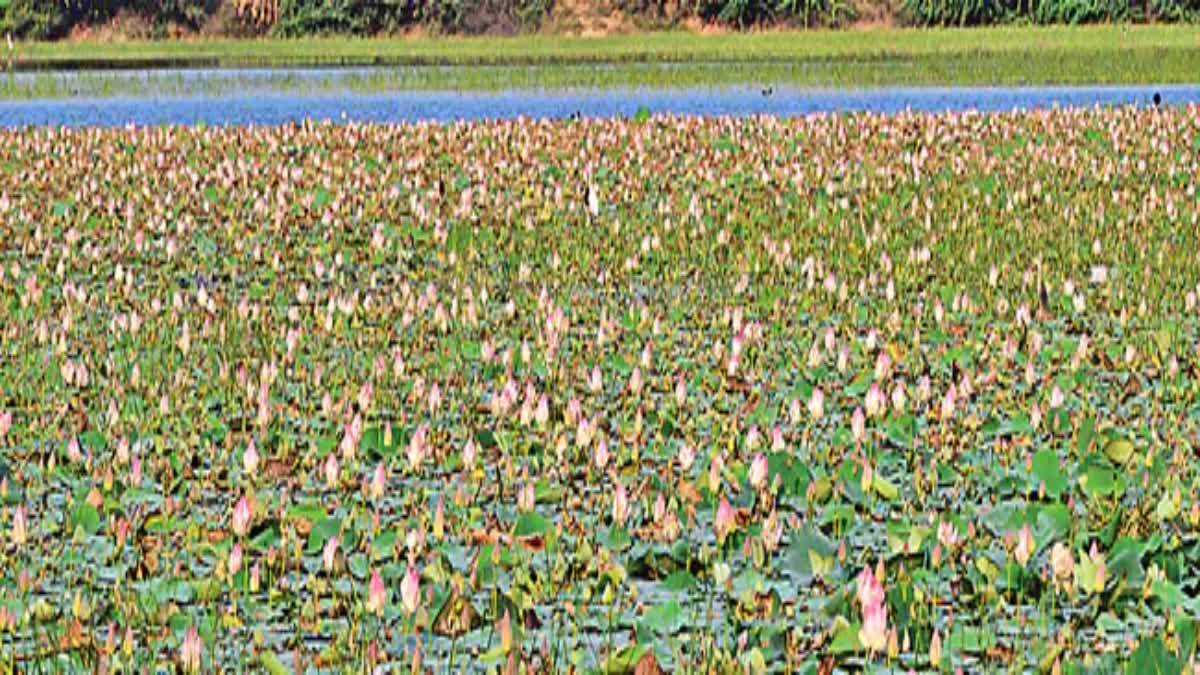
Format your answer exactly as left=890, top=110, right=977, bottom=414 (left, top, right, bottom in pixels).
left=7, top=24, right=1200, bottom=67
left=1, top=25, right=1197, bottom=97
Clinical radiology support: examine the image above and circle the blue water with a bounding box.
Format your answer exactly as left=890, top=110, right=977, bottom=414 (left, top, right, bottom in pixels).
left=0, top=83, right=1191, bottom=127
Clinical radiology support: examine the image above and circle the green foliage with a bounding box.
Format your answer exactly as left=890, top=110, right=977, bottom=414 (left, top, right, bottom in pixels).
left=1, top=0, right=209, bottom=38
left=272, top=0, right=554, bottom=36
left=900, top=0, right=1160, bottom=25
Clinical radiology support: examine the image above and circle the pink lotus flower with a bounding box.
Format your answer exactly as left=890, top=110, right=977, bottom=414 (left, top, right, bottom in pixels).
left=745, top=425, right=761, bottom=451
left=407, top=423, right=428, bottom=470
left=130, top=455, right=143, bottom=487
left=180, top=625, right=202, bottom=673
left=518, top=483, right=535, bottom=513
left=324, top=454, right=339, bottom=488
left=232, top=496, right=251, bottom=537
left=400, top=565, right=420, bottom=615
left=323, top=536, right=339, bottom=572
left=856, top=566, right=885, bottom=610
left=370, top=463, right=386, bottom=499
left=594, top=437, right=609, bottom=469
left=808, top=387, right=825, bottom=421
left=748, top=453, right=768, bottom=490
left=1050, top=385, right=1065, bottom=409
left=858, top=596, right=887, bottom=653
left=789, top=398, right=802, bottom=425
left=462, top=438, right=477, bottom=469
left=937, top=520, right=960, bottom=550
left=653, top=492, right=666, bottom=523
left=0, top=409, right=10, bottom=437
left=674, top=376, right=687, bottom=407
left=891, top=384, right=906, bottom=413
left=714, top=496, right=735, bottom=543
left=243, top=440, right=259, bottom=478
left=678, top=444, right=695, bottom=472
left=929, top=627, right=943, bottom=667
left=612, top=481, right=629, bottom=526
left=366, top=569, right=387, bottom=615
left=534, top=395, right=549, bottom=426
left=865, top=383, right=885, bottom=418
left=1091, top=542, right=1107, bottom=592
left=1015, top=524, right=1035, bottom=566
left=762, top=510, right=783, bottom=552
left=628, top=367, right=643, bottom=394
left=940, top=385, right=957, bottom=420
left=228, top=543, right=243, bottom=576
left=1051, top=542, right=1074, bottom=591
left=10, top=506, right=27, bottom=546
left=771, top=426, right=785, bottom=451
left=589, top=365, right=603, bottom=394
left=874, top=352, right=892, bottom=381
left=851, top=407, right=866, bottom=445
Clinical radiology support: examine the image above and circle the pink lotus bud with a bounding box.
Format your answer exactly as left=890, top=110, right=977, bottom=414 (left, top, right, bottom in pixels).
left=232, top=496, right=251, bottom=537
left=366, top=568, right=387, bottom=615
left=400, top=565, right=420, bottom=615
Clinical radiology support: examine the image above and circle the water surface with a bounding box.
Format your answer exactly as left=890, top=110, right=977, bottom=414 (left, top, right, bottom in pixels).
left=0, top=83, right=1190, bottom=127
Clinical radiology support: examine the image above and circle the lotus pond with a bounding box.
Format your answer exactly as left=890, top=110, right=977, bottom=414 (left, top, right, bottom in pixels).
left=1, top=107, right=1200, bottom=673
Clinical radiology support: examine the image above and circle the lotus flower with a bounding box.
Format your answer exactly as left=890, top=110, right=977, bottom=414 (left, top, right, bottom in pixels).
left=462, top=438, right=477, bottom=469
left=238, top=439, right=258, bottom=475
left=1050, top=385, right=1065, bottom=409
left=937, top=520, right=960, bottom=550
left=865, top=383, right=885, bottom=418
left=369, top=463, right=386, bottom=499
left=874, top=351, right=892, bottom=381
left=366, top=568, right=387, bottom=615
left=762, top=510, right=783, bottom=553
left=674, top=375, right=687, bottom=407
left=940, top=384, right=957, bottom=420
left=808, top=387, right=825, bottom=421
left=324, top=454, right=339, bottom=488
left=929, top=627, right=942, bottom=667
left=323, top=536, right=339, bottom=573
left=851, top=406, right=866, bottom=445
left=232, top=496, right=251, bottom=537
left=1015, top=524, right=1034, bottom=566
left=891, top=383, right=906, bottom=413
left=678, top=444, right=695, bottom=473
left=518, top=482, right=535, bottom=512
left=10, top=506, right=26, bottom=546
left=714, top=496, right=735, bottom=543
left=228, top=543, right=243, bottom=576
left=748, top=453, right=768, bottom=490
left=856, top=566, right=885, bottom=610
left=180, top=625, right=202, bottom=674
left=594, top=437, right=609, bottom=469
left=589, top=365, right=603, bottom=393
left=858, top=596, right=887, bottom=654
left=612, top=480, right=629, bottom=526
left=400, top=565, right=420, bottom=615
left=1051, top=542, right=1074, bottom=591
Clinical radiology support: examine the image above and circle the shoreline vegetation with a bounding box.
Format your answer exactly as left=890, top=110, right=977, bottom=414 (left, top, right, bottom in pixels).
left=0, top=26, right=1197, bottom=98
left=6, top=25, right=1199, bottom=70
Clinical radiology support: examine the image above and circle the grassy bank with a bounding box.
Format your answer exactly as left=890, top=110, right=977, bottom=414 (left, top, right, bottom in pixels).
left=7, top=25, right=1199, bottom=69
left=1, top=26, right=1196, bottom=98
left=1, top=47, right=1198, bottom=99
